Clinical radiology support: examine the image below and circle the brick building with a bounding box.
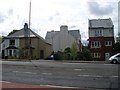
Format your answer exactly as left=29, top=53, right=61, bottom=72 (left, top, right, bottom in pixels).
left=88, top=18, right=115, bottom=61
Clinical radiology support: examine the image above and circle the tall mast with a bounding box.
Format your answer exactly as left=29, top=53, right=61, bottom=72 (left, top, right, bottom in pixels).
left=28, top=0, right=31, bottom=59
left=29, top=0, right=31, bottom=29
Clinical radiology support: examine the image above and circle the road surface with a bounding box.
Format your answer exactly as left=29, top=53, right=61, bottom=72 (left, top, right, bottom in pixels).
left=1, top=60, right=120, bottom=89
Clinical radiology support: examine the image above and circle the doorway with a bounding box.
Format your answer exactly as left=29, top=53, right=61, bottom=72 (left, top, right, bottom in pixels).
left=105, top=53, right=110, bottom=61
left=40, top=50, right=44, bottom=59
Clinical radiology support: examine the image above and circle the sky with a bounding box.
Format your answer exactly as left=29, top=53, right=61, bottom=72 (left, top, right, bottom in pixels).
left=0, top=0, right=119, bottom=42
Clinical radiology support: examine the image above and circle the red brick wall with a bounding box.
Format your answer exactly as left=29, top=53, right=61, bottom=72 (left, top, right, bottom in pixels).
left=88, top=37, right=115, bottom=61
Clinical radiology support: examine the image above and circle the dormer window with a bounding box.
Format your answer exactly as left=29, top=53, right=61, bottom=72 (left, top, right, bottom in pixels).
left=9, top=39, right=15, bottom=46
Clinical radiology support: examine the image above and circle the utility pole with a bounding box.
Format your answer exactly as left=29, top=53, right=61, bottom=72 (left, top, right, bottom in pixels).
left=28, top=0, right=31, bottom=60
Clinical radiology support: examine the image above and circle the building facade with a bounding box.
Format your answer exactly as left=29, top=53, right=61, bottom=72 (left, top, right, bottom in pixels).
left=45, top=25, right=81, bottom=52
left=1, top=23, right=52, bottom=59
left=88, top=18, right=115, bottom=61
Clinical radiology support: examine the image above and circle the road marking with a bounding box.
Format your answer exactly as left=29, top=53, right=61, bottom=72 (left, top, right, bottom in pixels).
left=74, top=69, right=83, bottom=71
left=0, top=81, right=11, bottom=83
left=13, top=71, right=19, bottom=73
left=111, top=76, right=119, bottom=78
left=23, top=72, right=37, bottom=74
left=40, top=85, right=78, bottom=88
left=78, top=75, right=103, bottom=77
left=63, top=63, right=86, bottom=64
left=12, top=71, right=37, bottom=74
left=42, top=73, right=52, bottom=75
left=78, top=75, right=119, bottom=78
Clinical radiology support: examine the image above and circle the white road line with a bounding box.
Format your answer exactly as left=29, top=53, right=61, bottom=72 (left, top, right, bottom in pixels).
left=12, top=71, right=19, bottom=73
left=78, top=75, right=103, bottom=77
left=12, top=71, right=37, bottom=74
left=40, top=85, right=78, bottom=88
left=111, top=76, right=119, bottom=78
left=23, top=72, right=37, bottom=74
left=74, top=69, right=83, bottom=71
left=78, top=75, right=119, bottom=78
left=0, top=81, right=11, bottom=83
left=63, top=63, right=85, bottom=64
left=42, top=73, right=52, bottom=75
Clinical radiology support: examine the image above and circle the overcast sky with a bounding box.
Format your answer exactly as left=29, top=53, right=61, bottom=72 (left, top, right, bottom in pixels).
left=0, top=0, right=119, bottom=41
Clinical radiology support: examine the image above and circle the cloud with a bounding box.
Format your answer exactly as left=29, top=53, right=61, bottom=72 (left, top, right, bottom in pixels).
left=88, top=2, right=114, bottom=16
left=69, top=25, right=77, bottom=29
left=48, top=11, right=61, bottom=22
left=0, top=12, right=7, bottom=23
left=8, top=9, right=13, bottom=16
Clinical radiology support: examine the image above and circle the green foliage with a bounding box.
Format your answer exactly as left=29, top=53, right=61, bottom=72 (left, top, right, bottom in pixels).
left=70, top=42, right=78, bottom=60
left=114, top=42, right=120, bottom=53
left=113, top=32, right=120, bottom=54
left=0, top=36, right=3, bottom=43
left=54, top=51, right=63, bottom=60
left=54, top=43, right=92, bottom=61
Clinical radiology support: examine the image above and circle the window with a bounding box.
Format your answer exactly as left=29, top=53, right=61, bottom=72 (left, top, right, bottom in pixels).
left=91, top=41, right=101, bottom=48
left=2, top=44, right=5, bottom=48
left=105, top=41, right=112, bottom=46
left=95, top=30, right=102, bottom=36
left=93, top=53, right=101, bottom=58
left=9, top=39, right=15, bottom=46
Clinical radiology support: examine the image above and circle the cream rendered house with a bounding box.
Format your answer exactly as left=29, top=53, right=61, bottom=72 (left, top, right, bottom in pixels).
left=45, top=25, right=81, bottom=52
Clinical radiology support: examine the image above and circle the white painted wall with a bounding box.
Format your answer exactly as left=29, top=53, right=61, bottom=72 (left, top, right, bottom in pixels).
left=89, top=28, right=114, bottom=37
left=46, top=26, right=79, bottom=52
left=1, top=38, right=19, bottom=57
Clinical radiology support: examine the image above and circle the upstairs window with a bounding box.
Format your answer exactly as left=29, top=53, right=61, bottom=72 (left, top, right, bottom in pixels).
left=95, top=29, right=102, bottom=36
left=9, top=39, right=15, bottom=46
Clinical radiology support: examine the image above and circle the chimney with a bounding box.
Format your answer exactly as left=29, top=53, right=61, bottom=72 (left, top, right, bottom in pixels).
left=24, top=23, right=28, bottom=37
left=60, top=25, right=68, bottom=31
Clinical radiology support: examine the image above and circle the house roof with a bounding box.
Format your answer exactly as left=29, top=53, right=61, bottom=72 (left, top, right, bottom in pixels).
left=7, top=29, right=36, bottom=38
left=89, top=18, right=113, bottom=28
left=45, top=30, right=81, bottom=40
left=45, top=31, right=59, bottom=39
left=4, top=27, right=51, bottom=45
left=68, top=30, right=81, bottom=39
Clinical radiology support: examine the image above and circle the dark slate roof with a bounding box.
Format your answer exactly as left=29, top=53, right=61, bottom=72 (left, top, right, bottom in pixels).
left=5, top=28, right=51, bottom=45
left=7, top=29, right=36, bottom=38
left=89, top=18, right=113, bottom=28
left=45, top=30, right=81, bottom=39
left=68, top=30, right=81, bottom=39
left=45, top=31, right=59, bottom=39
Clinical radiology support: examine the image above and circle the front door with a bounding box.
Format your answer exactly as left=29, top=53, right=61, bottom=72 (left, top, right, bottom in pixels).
left=40, top=50, right=44, bottom=59
left=105, top=53, right=110, bottom=61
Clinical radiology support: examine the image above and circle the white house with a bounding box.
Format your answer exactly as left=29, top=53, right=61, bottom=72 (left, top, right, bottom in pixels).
left=45, top=25, right=81, bottom=52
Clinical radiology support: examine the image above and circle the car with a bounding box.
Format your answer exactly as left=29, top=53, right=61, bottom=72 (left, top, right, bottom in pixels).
left=109, top=53, right=120, bottom=64
left=45, top=55, right=54, bottom=60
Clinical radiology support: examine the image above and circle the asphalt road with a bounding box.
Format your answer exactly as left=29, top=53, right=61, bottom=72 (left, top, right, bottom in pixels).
left=1, top=60, right=120, bottom=89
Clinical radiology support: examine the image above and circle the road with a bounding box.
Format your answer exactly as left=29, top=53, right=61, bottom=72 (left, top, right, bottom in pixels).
left=1, top=60, right=120, bottom=89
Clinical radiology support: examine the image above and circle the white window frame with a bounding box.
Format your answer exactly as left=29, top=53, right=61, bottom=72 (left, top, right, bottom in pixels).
left=91, top=41, right=101, bottom=48
left=93, top=53, right=101, bottom=58
left=105, top=41, right=112, bottom=46
left=95, top=29, right=102, bottom=36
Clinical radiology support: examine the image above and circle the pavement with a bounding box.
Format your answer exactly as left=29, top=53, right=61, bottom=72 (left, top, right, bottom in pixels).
left=1, top=82, right=95, bottom=90
left=1, top=59, right=109, bottom=64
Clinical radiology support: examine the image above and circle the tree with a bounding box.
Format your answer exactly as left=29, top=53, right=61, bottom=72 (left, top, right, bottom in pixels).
left=0, top=36, right=2, bottom=43
left=70, top=42, right=78, bottom=60
left=113, top=32, right=120, bottom=54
